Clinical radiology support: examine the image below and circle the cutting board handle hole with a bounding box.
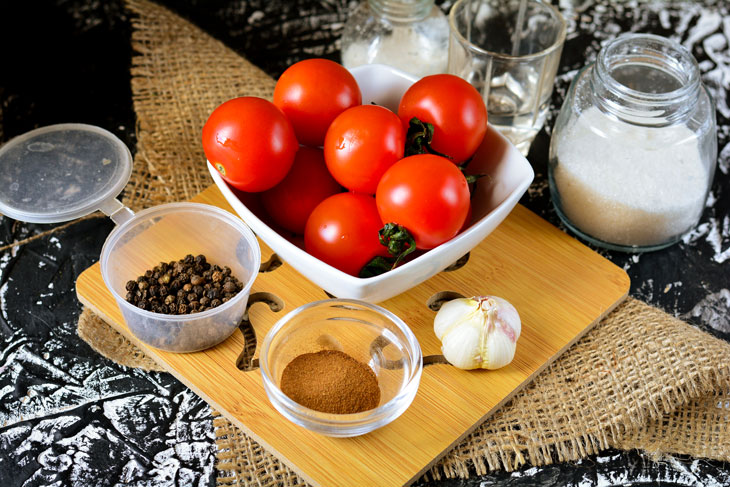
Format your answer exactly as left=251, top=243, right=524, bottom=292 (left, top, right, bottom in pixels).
left=236, top=292, right=284, bottom=371
left=259, top=254, right=283, bottom=273
left=442, top=252, right=470, bottom=272
left=427, top=291, right=467, bottom=311
left=423, top=355, right=450, bottom=367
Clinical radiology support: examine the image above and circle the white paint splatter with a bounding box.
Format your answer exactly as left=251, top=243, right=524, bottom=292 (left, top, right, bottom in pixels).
left=719, top=141, right=730, bottom=175
left=0, top=279, right=10, bottom=321
left=683, top=289, right=730, bottom=333
left=527, top=178, right=549, bottom=199
left=681, top=216, right=730, bottom=264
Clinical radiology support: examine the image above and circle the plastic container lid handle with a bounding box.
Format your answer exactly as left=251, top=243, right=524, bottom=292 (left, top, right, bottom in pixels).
left=99, top=198, right=135, bottom=225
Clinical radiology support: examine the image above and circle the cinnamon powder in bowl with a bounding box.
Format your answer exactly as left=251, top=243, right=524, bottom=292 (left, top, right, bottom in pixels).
left=259, top=299, right=422, bottom=437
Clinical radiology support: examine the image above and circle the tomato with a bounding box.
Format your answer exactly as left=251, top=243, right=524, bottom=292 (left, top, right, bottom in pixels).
left=304, top=193, right=389, bottom=276
left=273, top=58, right=362, bottom=147
left=261, top=147, right=342, bottom=234
left=324, top=105, right=405, bottom=194
left=376, top=154, right=470, bottom=250
left=398, top=74, right=488, bottom=163
left=202, top=97, right=298, bottom=192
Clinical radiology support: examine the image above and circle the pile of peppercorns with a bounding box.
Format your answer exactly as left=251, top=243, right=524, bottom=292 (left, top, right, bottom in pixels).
left=125, top=254, right=244, bottom=315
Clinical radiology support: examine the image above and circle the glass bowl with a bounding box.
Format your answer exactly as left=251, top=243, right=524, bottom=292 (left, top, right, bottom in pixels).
left=100, top=202, right=260, bottom=352
left=260, top=299, right=423, bottom=437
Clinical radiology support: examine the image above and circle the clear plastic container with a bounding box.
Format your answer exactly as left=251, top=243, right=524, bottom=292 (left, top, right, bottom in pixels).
left=260, top=299, right=422, bottom=437
left=100, top=203, right=260, bottom=353
left=0, top=123, right=262, bottom=353
left=340, top=0, right=449, bottom=78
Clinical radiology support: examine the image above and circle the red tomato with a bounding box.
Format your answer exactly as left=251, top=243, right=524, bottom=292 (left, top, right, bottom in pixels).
left=273, top=58, right=362, bottom=147
left=261, top=147, right=342, bottom=234
left=304, top=193, right=389, bottom=276
left=376, top=154, right=470, bottom=250
left=398, top=74, right=487, bottom=163
left=203, top=97, right=298, bottom=192
left=324, top=105, right=405, bottom=194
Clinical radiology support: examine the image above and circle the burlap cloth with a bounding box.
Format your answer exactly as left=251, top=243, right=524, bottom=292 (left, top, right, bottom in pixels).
left=75, top=1, right=730, bottom=484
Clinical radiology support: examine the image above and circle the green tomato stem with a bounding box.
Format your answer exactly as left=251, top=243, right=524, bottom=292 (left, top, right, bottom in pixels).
left=358, top=223, right=417, bottom=278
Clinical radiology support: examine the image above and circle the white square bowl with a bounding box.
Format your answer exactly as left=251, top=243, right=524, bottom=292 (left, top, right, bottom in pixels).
left=208, top=64, right=534, bottom=303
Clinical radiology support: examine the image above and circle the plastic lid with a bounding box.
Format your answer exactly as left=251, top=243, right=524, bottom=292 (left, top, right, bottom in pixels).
left=0, top=123, right=132, bottom=223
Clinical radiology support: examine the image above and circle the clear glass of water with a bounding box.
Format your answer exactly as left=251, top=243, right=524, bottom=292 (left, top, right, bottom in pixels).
left=448, top=0, right=566, bottom=155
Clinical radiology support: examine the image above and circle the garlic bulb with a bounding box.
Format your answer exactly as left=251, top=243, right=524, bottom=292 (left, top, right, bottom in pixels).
left=433, top=296, right=521, bottom=370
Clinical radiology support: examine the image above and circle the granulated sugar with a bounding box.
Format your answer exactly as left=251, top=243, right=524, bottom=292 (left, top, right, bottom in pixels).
left=554, top=106, right=710, bottom=247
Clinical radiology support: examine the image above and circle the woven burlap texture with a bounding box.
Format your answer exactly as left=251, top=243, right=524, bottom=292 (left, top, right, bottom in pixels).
left=124, top=0, right=275, bottom=211
left=74, top=0, right=730, bottom=484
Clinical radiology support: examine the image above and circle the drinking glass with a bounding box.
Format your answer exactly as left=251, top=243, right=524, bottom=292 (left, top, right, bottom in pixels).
left=448, top=0, right=566, bottom=155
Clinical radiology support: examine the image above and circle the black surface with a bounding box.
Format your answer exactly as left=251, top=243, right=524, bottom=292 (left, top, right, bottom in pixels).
left=1, top=1, right=729, bottom=486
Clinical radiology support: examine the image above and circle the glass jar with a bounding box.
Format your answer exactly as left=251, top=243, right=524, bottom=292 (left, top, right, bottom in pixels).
left=548, top=33, right=717, bottom=252
left=340, top=0, right=449, bottom=78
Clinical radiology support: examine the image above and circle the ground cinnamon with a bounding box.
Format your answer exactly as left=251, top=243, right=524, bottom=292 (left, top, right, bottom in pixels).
left=280, top=350, right=380, bottom=414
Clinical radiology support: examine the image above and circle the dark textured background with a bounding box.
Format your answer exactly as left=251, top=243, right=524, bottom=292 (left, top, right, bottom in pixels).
left=0, top=0, right=729, bottom=485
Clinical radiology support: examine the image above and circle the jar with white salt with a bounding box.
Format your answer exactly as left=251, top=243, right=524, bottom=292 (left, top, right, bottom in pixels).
left=340, top=0, right=449, bottom=78
left=549, top=33, right=717, bottom=252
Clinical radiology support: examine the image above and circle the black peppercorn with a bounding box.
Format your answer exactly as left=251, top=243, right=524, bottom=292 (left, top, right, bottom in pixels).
left=223, top=281, right=237, bottom=294
left=127, top=254, right=244, bottom=315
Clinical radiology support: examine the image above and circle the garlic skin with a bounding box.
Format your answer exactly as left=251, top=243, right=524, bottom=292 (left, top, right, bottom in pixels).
left=433, top=296, right=521, bottom=370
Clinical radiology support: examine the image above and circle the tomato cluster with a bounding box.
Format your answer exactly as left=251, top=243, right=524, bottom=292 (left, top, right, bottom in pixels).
left=202, top=59, right=488, bottom=277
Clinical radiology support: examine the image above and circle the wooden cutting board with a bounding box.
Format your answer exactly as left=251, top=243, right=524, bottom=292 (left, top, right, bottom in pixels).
left=76, top=185, right=629, bottom=486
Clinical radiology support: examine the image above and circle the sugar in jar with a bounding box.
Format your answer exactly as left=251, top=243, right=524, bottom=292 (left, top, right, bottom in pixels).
left=548, top=33, right=717, bottom=252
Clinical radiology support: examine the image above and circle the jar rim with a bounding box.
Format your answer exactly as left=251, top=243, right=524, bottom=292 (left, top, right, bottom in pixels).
left=594, top=33, right=701, bottom=118
left=368, top=0, right=434, bottom=22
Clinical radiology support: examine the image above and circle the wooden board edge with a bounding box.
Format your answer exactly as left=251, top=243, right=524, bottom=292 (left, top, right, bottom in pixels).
left=75, top=282, right=324, bottom=487
left=402, top=289, right=630, bottom=486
